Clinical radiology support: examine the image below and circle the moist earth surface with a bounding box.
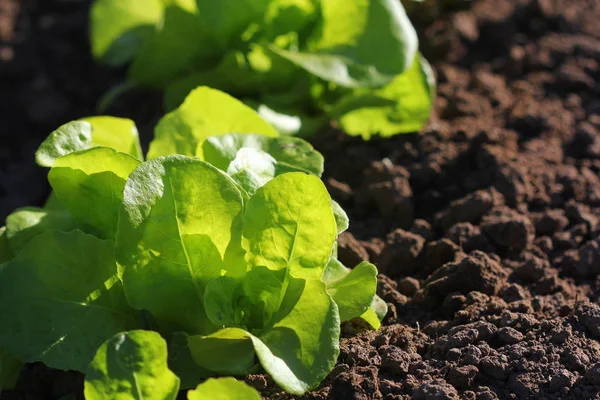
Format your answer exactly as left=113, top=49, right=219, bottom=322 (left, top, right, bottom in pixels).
left=1, top=0, right=600, bottom=399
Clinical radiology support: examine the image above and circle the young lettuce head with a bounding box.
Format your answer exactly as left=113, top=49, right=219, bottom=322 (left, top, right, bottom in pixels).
left=0, top=88, right=385, bottom=396
left=90, top=0, right=435, bottom=138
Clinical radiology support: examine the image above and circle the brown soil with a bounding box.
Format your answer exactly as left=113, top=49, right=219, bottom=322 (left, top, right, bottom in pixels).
left=2, top=0, right=600, bottom=399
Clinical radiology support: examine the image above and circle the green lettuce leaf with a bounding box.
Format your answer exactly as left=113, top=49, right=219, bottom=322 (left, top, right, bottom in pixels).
left=81, top=116, right=144, bottom=160
left=322, top=259, right=377, bottom=321
left=164, top=43, right=303, bottom=111
left=330, top=53, right=435, bottom=138
left=187, top=377, right=262, bottom=400
left=0, top=230, right=140, bottom=371
left=36, top=118, right=143, bottom=167
left=128, top=0, right=221, bottom=88
left=188, top=327, right=256, bottom=375
left=35, top=121, right=93, bottom=167
left=167, top=333, right=212, bottom=390
left=48, top=147, right=140, bottom=239
left=203, top=133, right=323, bottom=176
left=322, top=257, right=385, bottom=328
left=90, top=0, right=163, bottom=66
left=242, top=172, right=336, bottom=280
left=117, top=156, right=245, bottom=335
left=5, top=207, right=78, bottom=254
left=195, top=0, right=270, bottom=48
left=163, top=51, right=261, bottom=111
left=149, top=87, right=278, bottom=160
left=330, top=200, right=349, bottom=235
left=261, top=0, right=318, bottom=39
left=189, top=277, right=340, bottom=395
left=271, top=0, right=417, bottom=88
left=361, top=295, right=388, bottom=329
left=85, top=330, right=180, bottom=400
left=226, top=148, right=277, bottom=196
left=250, top=277, right=339, bottom=394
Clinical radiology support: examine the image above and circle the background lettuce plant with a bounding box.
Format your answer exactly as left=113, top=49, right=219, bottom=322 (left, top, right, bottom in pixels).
left=0, top=88, right=385, bottom=397
left=90, top=0, right=435, bottom=138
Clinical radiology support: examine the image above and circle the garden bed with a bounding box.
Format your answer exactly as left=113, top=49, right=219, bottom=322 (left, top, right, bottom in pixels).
left=2, top=0, right=600, bottom=399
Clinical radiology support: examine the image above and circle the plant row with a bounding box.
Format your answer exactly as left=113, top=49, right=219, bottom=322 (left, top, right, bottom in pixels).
left=90, top=0, right=434, bottom=138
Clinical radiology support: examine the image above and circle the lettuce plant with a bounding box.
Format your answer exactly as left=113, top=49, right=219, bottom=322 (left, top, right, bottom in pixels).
left=90, top=0, right=435, bottom=138
left=0, top=88, right=384, bottom=397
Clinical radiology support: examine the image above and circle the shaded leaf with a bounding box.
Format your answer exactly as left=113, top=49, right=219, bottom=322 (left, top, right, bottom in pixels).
left=0, top=230, right=140, bottom=371
left=0, top=227, right=14, bottom=264
left=90, top=0, right=163, bottom=66
left=168, top=333, right=212, bottom=390
left=128, top=0, right=221, bottom=88
left=5, top=207, right=78, bottom=254
left=85, top=330, right=180, bottom=400
left=0, top=349, right=22, bottom=391
left=188, top=328, right=256, bottom=375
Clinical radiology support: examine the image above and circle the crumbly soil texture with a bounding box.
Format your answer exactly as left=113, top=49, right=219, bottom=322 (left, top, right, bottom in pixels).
left=2, top=0, right=600, bottom=399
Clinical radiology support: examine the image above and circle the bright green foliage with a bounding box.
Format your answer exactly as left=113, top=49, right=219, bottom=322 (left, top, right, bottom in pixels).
left=362, top=295, right=389, bottom=330
left=81, top=116, right=144, bottom=160
left=148, top=87, right=278, bottom=159
left=323, top=257, right=386, bottom=329
left=226, top=148, right=278, bottom=196
left=117, top=156, right=244, bottom=335
left=330, top=200, right=349, bottom=234
left=203, top=133, right=323, bottom=176
left=272, top=0, right=417, bottom=87
left=250, top=277, right=339, bottom=394
left=242, top=173, right=337, bottom=280
left=35, top=121, right=94, bottom=167
left=0, top=230, right=140, bottom=371
left=90, top=0, right=434, bottom=138
left=331, top=54, right=435, bottom=138
left=322, top=259, right=377, bottom=321
left=117, top=160, right=343, bottom=393
left=85, top=330, right=180, bottom=400
left=35, top=117, right=144, bottom=167
left=49, top=148, right=140, bottom=238
left=188, top=278, right=339, bottom=394
left=187, top=378, right=261, bottom=400
left=2, top=89, right=384, bottom=397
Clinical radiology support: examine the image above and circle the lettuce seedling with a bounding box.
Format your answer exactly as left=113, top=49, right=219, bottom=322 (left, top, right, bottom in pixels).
left=0, top=88, right=384, bottom=396
left=90, top=0, right=435, bottom=138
